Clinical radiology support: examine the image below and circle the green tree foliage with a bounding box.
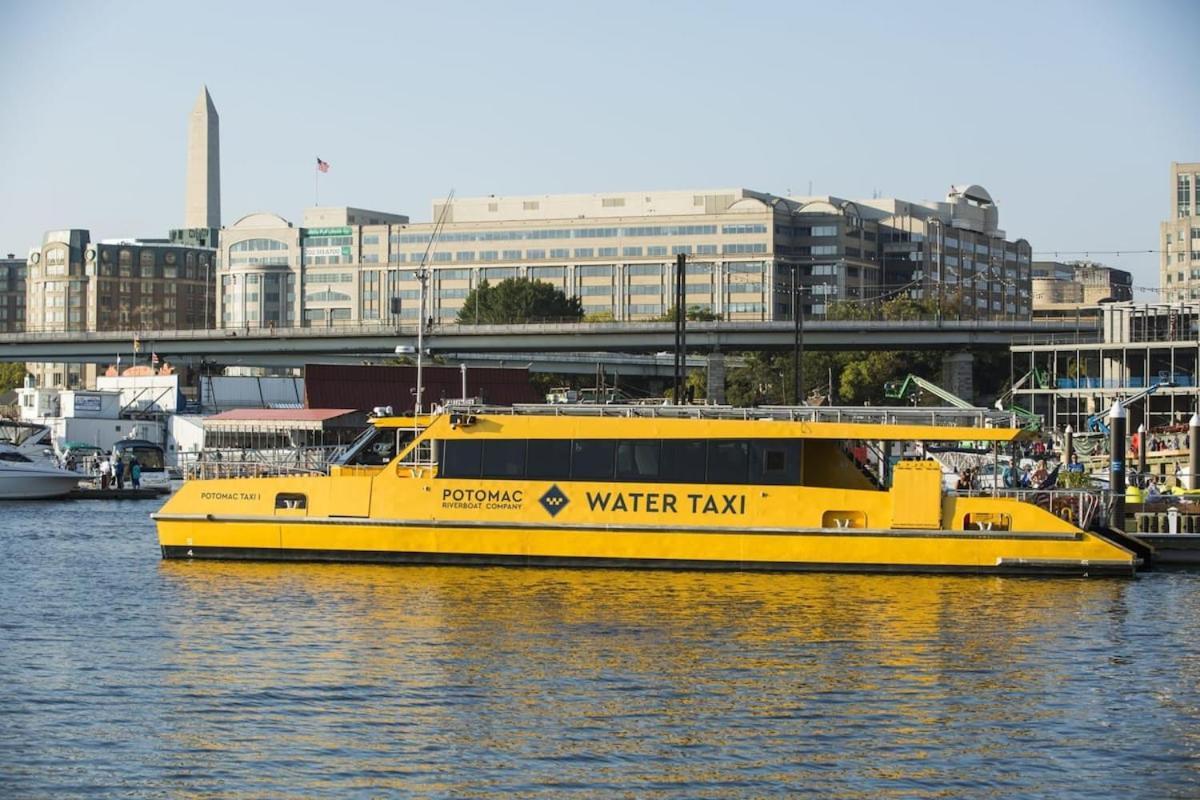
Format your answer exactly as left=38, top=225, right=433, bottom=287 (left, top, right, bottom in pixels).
left=722, top=293, right=1004, bottom=407
left=583, top=310, right=615, bottom=322
left=457, top=278, right=583, bottom=324
left=0, top=363, right=26, bottom=396
left=656, top=305, right=722, bottom=322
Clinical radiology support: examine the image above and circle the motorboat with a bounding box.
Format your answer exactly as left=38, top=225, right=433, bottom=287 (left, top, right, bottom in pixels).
left=0, top=444, right=83, bottom=499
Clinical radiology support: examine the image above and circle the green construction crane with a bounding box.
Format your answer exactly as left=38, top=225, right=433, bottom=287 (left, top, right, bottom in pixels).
left=883, top=374, right=974, bottom=409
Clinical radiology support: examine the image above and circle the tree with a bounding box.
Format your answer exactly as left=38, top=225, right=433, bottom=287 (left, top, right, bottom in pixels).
left=656, top=305, right=722, bottom=322
left=456, top=278, right=584, bottom=324
left=0, top=363, right=25, bottom=396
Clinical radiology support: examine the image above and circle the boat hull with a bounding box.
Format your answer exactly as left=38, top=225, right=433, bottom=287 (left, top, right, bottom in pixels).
left=0, top=470, right=82, bottom=500
left=154, top=515, right=1138, bottom=577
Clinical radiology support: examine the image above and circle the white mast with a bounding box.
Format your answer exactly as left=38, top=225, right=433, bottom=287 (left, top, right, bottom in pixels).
left=413, top=189, right=454, bottom=415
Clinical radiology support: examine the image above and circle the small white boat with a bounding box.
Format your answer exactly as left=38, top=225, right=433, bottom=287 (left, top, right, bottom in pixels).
left=0, top=445, right=83, bottom=500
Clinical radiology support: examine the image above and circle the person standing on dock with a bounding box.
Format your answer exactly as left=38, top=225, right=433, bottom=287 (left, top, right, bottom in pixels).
left=114, top=458, right=125, bottom=490
left=98, top=458, right=112, bottom=490
left=130, top=459, right=142, bottom=490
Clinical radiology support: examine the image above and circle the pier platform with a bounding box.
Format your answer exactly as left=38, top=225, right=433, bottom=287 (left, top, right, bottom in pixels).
left=1134, top=534, right=1200, bottom=567
left=66, top=487, right=170, bottom=500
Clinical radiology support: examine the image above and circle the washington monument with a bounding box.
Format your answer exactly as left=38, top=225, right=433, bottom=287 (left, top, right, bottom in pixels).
left=184, top=85, right=220, bottom=229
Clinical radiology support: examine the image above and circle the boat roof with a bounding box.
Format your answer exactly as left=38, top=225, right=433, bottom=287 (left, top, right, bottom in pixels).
left=376, top=403, right=1029, bottom=442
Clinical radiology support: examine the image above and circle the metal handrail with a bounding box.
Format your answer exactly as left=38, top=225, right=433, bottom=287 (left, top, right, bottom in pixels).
left=952, top=487, right=1106, bottom=530
left=441, top=400, right=1021, bottom=429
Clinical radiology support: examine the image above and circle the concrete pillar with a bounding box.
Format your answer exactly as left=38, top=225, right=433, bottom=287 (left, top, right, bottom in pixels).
left=941, top=352, right=974, bottom=404
left=706, top=350, right=726, bottom=405
left=1064, top=425, right=1074, bottom=464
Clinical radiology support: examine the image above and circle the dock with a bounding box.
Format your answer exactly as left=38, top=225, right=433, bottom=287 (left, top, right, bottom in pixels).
left=66, top=487, right=170, bottom=500
left=1132, top=534, right=1200, bottom=567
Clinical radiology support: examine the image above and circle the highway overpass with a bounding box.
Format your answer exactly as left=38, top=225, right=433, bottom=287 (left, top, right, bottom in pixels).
left=0, top=318, right=1095, bottom=368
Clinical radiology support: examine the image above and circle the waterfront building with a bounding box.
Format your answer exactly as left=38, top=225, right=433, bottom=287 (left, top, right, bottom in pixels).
left=1161, top=161, right=1200, bottom=301
left=0, top=253, right=26, bottom=333
left=23, top=86, right=222, bottom=388
left=1012, top=301, right=1200, bottom=432
left=217, top=184, right=1031, bottom=328
left=24, top=230, right=215, bottom=387
left=1032, top=260, right=1132, bottom=316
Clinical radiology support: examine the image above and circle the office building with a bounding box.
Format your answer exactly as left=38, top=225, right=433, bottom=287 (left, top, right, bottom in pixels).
left=1161, top=161, right=1200, bottom=301
left=25, top=230, right=215, bottom=387
left=217, top=184, right=1031, bottom=328
left=0, top=253, right=26, bottom=333
left=1032, top=260, right=1132, bottom=310
left=23, top=86, right=222, bottom=388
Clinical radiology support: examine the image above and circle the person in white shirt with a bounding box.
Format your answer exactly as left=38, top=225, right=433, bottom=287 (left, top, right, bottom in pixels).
left=98, top=458, right=113, bottom=490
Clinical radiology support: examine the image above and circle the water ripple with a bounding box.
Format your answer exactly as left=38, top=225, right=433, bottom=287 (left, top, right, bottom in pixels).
left=0, top=500, right=1198, bottom=797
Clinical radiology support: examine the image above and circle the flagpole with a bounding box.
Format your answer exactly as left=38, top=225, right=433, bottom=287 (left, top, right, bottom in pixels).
left=315, top=161, right=318, bottom=206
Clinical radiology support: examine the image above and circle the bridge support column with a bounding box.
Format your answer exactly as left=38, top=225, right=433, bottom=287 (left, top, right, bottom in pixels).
left=706, top=351, right=726, bottom=405
left=941, top=352, right=974, bottom=405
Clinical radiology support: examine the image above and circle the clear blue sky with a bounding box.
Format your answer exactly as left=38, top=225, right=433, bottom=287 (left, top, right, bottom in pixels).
left=1, top=0, right=1197, bottom=292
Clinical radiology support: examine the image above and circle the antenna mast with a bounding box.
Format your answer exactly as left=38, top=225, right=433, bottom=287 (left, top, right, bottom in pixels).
left=414, top=189, right=455, bottom=415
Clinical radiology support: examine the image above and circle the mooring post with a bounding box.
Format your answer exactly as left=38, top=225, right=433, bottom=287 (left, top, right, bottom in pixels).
left=1137, top=423, right=1147, bottom=488
left=1110, top=400, right=1127, bottom=531
left=1189, top=413, right=1200, bottom=491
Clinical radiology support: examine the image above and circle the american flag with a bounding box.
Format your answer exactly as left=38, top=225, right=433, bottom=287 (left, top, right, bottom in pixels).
left=317, top=157, right=330, bottom=173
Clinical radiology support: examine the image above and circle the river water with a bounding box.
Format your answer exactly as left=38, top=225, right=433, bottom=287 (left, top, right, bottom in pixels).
left=1, top=498, right=1198, bottom=798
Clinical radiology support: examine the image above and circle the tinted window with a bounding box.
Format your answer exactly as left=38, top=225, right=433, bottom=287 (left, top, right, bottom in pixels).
left=707, top=441, right=748, bottom=484
left=615, top=440, right=660, bottom=481
left=571, top=439, right=615, bottom=480
left=482, top=440, right=527, bottom=478
left=750, top=440, right=800, bottom=485
left=344, top=428, right=400, bottom=466
left=527, top=439, right=571, bottom=479
left=440, top=439, right=482, bottom=478
left=660, top=440, right=707, bottom=483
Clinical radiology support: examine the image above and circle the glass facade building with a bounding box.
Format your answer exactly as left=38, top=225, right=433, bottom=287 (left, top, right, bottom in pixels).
left=217, top=186, right=1032, bottom=329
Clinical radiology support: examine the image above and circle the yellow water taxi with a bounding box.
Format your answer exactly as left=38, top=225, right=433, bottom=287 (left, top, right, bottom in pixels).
left=153, top=405, right=1139, bottom=576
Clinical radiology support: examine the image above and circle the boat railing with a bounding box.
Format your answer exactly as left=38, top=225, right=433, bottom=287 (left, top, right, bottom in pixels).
left=438, top=401, right=1020, bottom=429
left=180, top=446, right=344, bottom=481
left=952, top=487, right=1107, bottom=530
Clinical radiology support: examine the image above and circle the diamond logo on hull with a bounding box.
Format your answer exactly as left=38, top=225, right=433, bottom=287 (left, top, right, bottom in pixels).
left=539, top=484, right=569, bottom=517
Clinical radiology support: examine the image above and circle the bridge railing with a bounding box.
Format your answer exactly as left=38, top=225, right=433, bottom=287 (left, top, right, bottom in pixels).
left=0, top=317, right=1096, bottom=343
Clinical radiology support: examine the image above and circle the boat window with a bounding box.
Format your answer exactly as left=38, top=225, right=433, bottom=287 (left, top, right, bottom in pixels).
left=275, top=493, right=307, bottom=510
left=435, top=437, right=802, bottom=486
left=119, top=447, right=164, bottom=470
left=340, top=427, right=406, bottom=466
left=615, top=440, right=660, bottom=481
left=482, top=440, right=527, bottom=478
left=660, top=440, right=707, bottom=483
left=571, top=440, right=615, bottom=480
left=0, top=451, right=33, bottom=463
left=750, top=441, right=800, bottom=485
left=440, top=440, right=483, bottom=478
left=526, top=439, right=571, bottom=479
left=707, top=441, right=749, bottom=484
